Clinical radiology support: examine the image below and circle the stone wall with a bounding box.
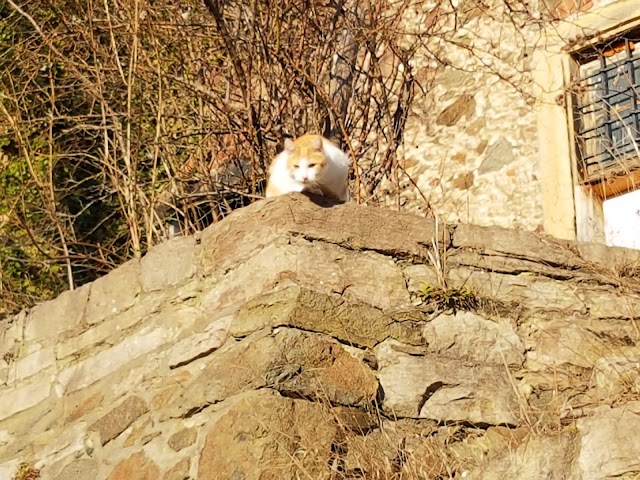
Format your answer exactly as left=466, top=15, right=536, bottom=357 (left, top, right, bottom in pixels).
left=2, top=194, right=640, bottom=479
left=391, top=0, right=545, bottom=231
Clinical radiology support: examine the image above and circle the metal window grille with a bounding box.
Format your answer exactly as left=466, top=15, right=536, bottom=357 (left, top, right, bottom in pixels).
left=573, top=31, right=640, bottom=183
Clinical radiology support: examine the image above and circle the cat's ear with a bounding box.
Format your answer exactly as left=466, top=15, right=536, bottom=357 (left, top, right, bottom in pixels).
left=284, top=138, right=295, bottom=152
left=311, top=137, right=323, bottom=151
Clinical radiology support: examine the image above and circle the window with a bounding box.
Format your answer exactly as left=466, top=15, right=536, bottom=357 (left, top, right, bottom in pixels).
left=603, top=189, right=640, bottom=248
left=572, top=28, right=640, bottom=186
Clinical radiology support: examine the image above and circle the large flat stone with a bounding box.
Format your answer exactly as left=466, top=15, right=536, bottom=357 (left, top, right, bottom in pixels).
left=447, top=268, right=586, bottom=312
left=56, top=292, right=165, bottom=360
left=202, top=238, right=411, bottom=314
left=230, top=286, right=422, bottom=348
left=423, top=311, right=524, bottom=366
left=524, top=319, right=634, bottom=370
left=140, top=236, right=197, bottom=292
left=55, top=326, right=171, bottom=395
left=466, top=432, right=576, bottom=479
left=580, top=288, right=640, bottom=319
left=85, top=259, right=142, bottom=325
left=452, top=224, right=582, bottom=269
left=89, top=396, right=149, bottom=445
left=0, top=379, right=52, bottom=421
left=577, top=403, right=640, bottom=480
left=7, top=346, right=55, bottom=384
left=197, top=389, right=336, bottom=480
left=376, top=340, right=520, bottom=426
left=24, top=285, right=90, bottom=344
left=168, top=327, right=378, bottom=418
left=31, top=422, right=88, bottom=471
left=576, top=242, right=640, bottom=271
left=198, top=193, right=448, bottom=276
left=448, top=250, right=579, bottom=279
left=594, top=351, right=640, bottom=396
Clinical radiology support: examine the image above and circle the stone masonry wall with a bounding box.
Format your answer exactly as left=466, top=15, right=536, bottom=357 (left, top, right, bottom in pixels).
left=390, top=0, right=545, bottom=231
left=394, top=0, right=619, bottom=233
left=2, top=193, right=640, bottom=479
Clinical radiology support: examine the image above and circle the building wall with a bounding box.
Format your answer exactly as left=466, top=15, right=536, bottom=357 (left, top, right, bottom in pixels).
left=390, top=0, right=545, bottom=231
left=387, top=0, right=618, bottom=235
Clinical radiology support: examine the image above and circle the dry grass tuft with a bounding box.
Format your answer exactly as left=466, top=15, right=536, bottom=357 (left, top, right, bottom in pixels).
left=13, top=463, right=40, bottom=480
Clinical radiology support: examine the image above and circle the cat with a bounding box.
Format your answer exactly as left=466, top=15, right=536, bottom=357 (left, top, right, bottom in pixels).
left=265, top=134, right=350, bottom=202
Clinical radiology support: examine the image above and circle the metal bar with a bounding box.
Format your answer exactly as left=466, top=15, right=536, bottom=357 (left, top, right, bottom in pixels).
left=627, top=40, right=640, bottom=145
left=599, top=52, right=614, bottom=165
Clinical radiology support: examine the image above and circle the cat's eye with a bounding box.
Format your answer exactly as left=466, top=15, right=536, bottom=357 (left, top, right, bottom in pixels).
left=293, top=164, right=299, bottom=168
left=308, top=163, right=317, bottom=168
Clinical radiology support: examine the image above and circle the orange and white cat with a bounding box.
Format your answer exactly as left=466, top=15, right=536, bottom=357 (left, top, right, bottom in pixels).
left=265, top=134, right=350, bottom=202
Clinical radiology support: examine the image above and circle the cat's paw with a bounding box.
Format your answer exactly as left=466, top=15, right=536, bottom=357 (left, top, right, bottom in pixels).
left=303, top=185, right=324, bottom=196
left=288, top=182, right=306, bottom=193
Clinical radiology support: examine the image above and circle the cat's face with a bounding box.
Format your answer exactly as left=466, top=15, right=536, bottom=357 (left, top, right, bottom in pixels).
left=284, top=136, right=326, bottom=184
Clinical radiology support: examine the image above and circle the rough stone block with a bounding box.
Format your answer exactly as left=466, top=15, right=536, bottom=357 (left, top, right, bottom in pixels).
left=376, top=340, right=520, bottom=426
left=331, top=406, right=379, bottom=434
left=452, top=224, right=582, bottom=269
left=0, top=380, right=51, bottom=421
left=54, top=459, right=99, bottom=480
left=123, top=418, right=152, bottom=447
left=89, top=396, right=149, bottom=445
left=581, top=288, right=640, bottom=319
left=56, top=326, right=171, bottom=395
left=7, top=346, right=55, bottom=384
left=32, top=422, right=87, bottom=470
left=65, top=392, right=104, bottom=423
left=447, top=268, right=586, bottom=312
left=594, top=352, right=640, bottom=397
left=56, top=291, right=164, bottom=360
left=106, top=451, right=160, bottom=480
left=0, top=364, right=7, bottom=386
left=168, top=328, right=379, bottom=418
left=402, top=264, right=441, bottom=294
left=1, top=312, right=25, bottom=359
left=150, top=370, right=192, bottom=410
left=85, top=259, right=142, bottom=325
left=202, top=239, right=411, bottom=315
left=576, top=242, right=640, bottom=271
left=164, top=458, right=190, bottom=480
left=478, top=136, right=514, bottom=174
left=423, top=311, right=524, bottom=366
left=166, top=315, right=230, bottom=369
left=525, top=319, right=632, bottom=370
left=0, top=460, right=20, bottom=480
left=197, top=389, right=336, bottom=480
left=140, top=236, right=197, bottom=292
left=168, top=427, right=197, bottom=451
left=577, top=403, right=640, bottom=480
left=466, top=432, right=575, bottom=479
left=229, top=286, right=421, bottom=348
left=24, top=285, right=90, bottom=344
left=436, top=94, right=476, bottom=126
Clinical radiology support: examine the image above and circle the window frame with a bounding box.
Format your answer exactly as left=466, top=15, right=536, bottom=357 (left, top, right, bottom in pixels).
left=572, top=32, right=640, bottom=186
left=533, top=0, right=640, bottom=242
